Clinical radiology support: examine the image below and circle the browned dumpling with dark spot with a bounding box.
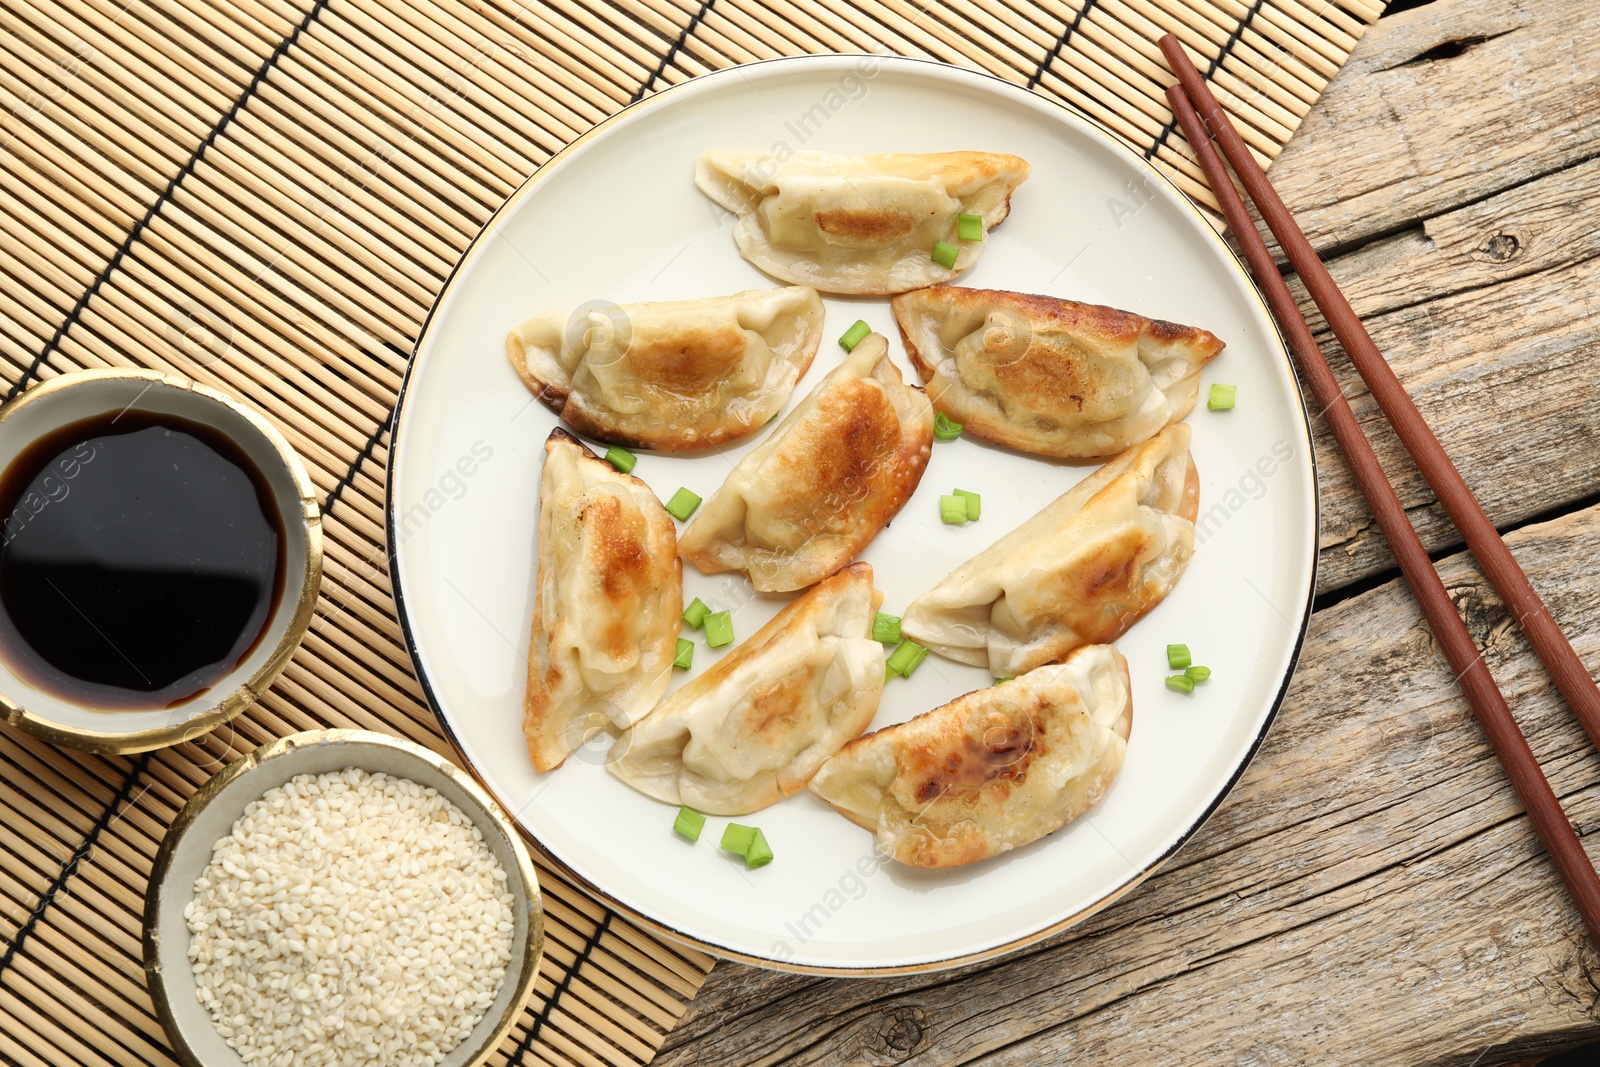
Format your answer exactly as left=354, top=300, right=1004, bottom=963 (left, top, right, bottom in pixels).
left=506, top=287, right=823, bottom=451
left=607, top=563, right=884, bottom=815
left=900, top=425, right=1198, bottom=678
left=678, top=332, right=933, bottom=593
left=695, top=152, right=1030, bottom=295
left=810, top=645, right=1132, bottom=868
left=893, top=286, right=1224, bottom=458
left=523, top=429, right=682, bottom=772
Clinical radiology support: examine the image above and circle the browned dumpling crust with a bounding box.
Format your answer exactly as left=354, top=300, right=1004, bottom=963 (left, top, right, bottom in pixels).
left=523, top=429, right=682, bottom=772
left=695, top=152, right=1031, bottom=295
left=506, top=286, right=824, bottom=451
left=900, top=425, right=1198, bottom=678
left=893, top=286, right=1224, bottom=458
left=809, top=645, right=1133, bottom=868
left=607, top=563, right=885, bottom=815
left=678, top=332, right=934, bottom=592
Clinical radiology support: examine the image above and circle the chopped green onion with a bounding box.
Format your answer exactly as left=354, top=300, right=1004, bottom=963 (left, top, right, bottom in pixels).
left=1208, top=383, right=1236, bottom=411
left=1167, top=644, right=1192, bottom=670
left=665, top=487, right=701, bottom=521
left=704, top=610, right=735, bottom=648
left=721, top=823, right=756, bottom=856
left=937, top=488, right=981, bottom=523
left=673, top=807, right=705, bottom=841
left=838, top=319, right=872, bottom=351
left=931, top=240, right=959, bottom=269
left=1166, top=674, right=1196, bottom=694
left=673, top=638, right=694, bottom=671
left=604, top=445, right=636, bottom=473
left=957, top=212, right=984, bottom=241
left=886, top=639, right=929, bottom=678
left=991, top=676, right=1013, bottom=686
left=872, top=612, right=902, bottom=645
left=885, top=663, right=895, bottom=682
left=744, top=828, right=774, bottom=869
left=940, top=494, right=970, bottom=524
left=933, top=411, right=964, bottom=442
left=683, top=597, right=710, bottom=629
left=1185, top=665, right=1211, bottom=683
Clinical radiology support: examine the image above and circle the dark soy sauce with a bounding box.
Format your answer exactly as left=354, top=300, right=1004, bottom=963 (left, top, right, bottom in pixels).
left=0, top=411, right=285, bottom=710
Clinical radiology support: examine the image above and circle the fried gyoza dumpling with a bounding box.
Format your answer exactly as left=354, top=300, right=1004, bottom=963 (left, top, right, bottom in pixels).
left=893, top=286, right=1224, bottom=458
left=607, top=563, right=884, bottom=815
left=506, top=286, right=824, bottom=450
left=677, top=333, right=933, bottom=593
left=809, top=645, right=1132, bottom=868
left=900, top=425, right=1198, bottom=677
left=523, top=429, right=682, bottom=772
left=695, top=152, right=1030, bottom=295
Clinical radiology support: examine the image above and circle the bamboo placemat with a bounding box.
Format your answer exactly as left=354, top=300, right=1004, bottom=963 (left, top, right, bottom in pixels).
left=0, top=0, right=1381, bottom=1063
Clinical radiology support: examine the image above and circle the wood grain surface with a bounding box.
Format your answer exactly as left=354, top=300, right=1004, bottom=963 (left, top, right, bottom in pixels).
left=656, top=1, right=1600, bottom=1063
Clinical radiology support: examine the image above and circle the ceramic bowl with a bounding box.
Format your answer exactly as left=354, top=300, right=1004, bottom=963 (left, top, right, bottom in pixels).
left=143, top=728, right=544, bottom=1067
left=0, top=369, right=321, bottom=753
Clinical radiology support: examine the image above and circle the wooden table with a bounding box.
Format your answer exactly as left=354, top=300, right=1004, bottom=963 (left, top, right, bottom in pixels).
left=656, top=1, right=1600, bottom=1063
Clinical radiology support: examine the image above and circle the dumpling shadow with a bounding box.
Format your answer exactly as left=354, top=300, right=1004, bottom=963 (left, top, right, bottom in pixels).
left=957, top=428, right=1111, bottom=473
left=878, top=830, right=1039, bottom=893
left=792, top=790, right=1090, bottom=894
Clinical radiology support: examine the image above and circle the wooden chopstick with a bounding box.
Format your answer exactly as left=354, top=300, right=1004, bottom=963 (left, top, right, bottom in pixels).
left=1158, top=69, right=1600, bottom=947
left=1157, top=34, right=1600, bottom=756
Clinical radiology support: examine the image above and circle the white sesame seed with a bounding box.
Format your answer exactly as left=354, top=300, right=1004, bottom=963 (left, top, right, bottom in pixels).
left=186, top=769, right=515, bottom=1067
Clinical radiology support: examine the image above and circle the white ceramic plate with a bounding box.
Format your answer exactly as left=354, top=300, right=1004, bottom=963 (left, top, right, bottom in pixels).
left=389, top=55, right=1317, bottom=975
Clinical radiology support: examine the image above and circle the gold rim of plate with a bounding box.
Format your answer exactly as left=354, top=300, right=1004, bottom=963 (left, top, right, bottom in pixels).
left=142, top=728, right=546, bottom=1067
left=0, top=368, right=324, bottom=755
left=391, top=54, right=1312, bottom=976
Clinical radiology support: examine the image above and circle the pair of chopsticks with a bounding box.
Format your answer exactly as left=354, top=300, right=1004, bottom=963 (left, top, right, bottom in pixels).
left=1157, top=36, right=1600, bottom=945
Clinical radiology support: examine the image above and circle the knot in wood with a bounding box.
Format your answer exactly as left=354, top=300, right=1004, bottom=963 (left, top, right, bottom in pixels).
left=883, top=1006, right=926, bottom=1052
left=852, top=1005, right=929, bottom=1063
left=1478, top=232, right=1520, bottom=262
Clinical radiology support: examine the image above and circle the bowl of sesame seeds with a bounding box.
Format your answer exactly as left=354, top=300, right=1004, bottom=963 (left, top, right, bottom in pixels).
left=143, top=729, right=544, bottom=1067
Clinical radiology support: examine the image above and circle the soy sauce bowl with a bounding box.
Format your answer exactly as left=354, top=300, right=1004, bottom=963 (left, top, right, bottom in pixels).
left=0, top=369, right=322, bottom=753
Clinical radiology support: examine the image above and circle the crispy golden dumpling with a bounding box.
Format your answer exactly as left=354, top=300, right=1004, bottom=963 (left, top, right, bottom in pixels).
left=900, top=425, right=1198, bottom=678
left=809, top=645, right=1133, bottom=868
left=695, top=152, right=1030, bottom=295
left=893, top=286, right=1225, bottom=458
left=607, top=563, right=884, bottom=815
left=506, top=286, right=824, bottom=451
left=677, top=333, right=934, bottom=592
left=523, top=429, right=682, bottom=772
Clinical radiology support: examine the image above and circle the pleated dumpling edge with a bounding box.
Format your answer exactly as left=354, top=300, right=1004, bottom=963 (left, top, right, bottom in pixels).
left=809, top=644, right=1133, bottom=868
left=893, top=285, right=1225, bottom=459
left=695, top=151, right=1030, bottom=295
left=900, top=425, right=1199, bottom=678
left=606, top=562, right=885, bottom=816
left=523, top=428, right=683, bottom=772
left=678, top=331, right=934, bottom=592
left=506, top=285, right=824, bottom=451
